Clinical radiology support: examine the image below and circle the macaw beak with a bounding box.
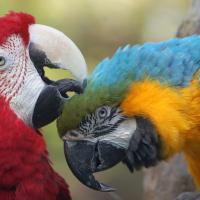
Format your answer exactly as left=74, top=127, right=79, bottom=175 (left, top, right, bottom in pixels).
left=28, top=24, right=87, bottom=128
left=29, top=24, right=87, bottom=83
left=63, top=117, right=159, bottom=192
left=63, top=139, right=126, bottom=192
left=62, top=118, right=137, bottom=191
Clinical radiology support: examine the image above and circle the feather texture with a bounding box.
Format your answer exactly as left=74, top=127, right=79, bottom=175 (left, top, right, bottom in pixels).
left=0, top=12, right=35, bottom=46
left=58, top=35, right=200, bottom=134
left=90, top=36, right=200, bottom=89
left=0, top=97, right=70, bottom=200
left=58, top=35, right=200, bottom=189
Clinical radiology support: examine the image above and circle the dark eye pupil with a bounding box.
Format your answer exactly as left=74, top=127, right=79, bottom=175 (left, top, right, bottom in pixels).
left=99, top=108, right=107, bottom=118
left=100, top=110, right=105, bottom=115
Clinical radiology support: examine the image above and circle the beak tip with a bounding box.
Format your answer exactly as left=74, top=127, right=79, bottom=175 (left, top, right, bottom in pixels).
left=98, top=183, right=116, bottom=192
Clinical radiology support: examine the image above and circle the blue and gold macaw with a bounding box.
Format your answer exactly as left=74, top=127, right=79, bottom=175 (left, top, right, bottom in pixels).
left=57, top=35, right=200, bottom=191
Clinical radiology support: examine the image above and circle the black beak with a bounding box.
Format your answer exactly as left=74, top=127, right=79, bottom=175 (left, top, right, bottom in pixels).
left=64, top=139, right=126, bottom=191
left=29, top=42, right=86, bottom=128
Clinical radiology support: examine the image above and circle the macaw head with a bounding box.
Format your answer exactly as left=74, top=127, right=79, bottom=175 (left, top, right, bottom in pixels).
left=57, top=48, right=143, bottom=191
left=57, top=54, right=142, bottom=191
left=0, top=11, right=87, bottom=128
left=57, top=47, right=190, bottom=191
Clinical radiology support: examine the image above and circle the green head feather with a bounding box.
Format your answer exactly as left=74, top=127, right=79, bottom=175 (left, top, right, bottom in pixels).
left=57, top=80, right=132, bottom=137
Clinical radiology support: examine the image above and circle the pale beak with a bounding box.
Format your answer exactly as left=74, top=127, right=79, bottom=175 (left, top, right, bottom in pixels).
left=29, top=24, right=87, bottom=83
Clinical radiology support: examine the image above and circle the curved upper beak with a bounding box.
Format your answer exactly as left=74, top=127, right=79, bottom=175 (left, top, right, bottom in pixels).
left=28, top=24, right=88, bottom=128
left=29, top=24, right=87, bottom=83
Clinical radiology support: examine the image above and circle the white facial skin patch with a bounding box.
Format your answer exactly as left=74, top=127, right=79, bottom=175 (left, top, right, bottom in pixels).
left=0, top=34, right=45, bottom=126
left=98, top=118, right=137, bottom=149
left=81, top=118, right=137, bottom=149
left=64, top=105, right=137, bottom=150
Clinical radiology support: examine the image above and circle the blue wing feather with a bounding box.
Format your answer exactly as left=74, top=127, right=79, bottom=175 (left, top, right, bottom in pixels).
left=89, top=35, right=200, bottom=89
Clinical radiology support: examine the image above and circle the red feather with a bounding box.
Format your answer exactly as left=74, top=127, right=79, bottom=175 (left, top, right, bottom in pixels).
left=0, top=11, right=35, bottom=46
left=0, top=97, right=71, bottom=200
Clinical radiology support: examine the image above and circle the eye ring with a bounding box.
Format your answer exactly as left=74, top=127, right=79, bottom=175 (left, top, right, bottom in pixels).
left=98, top=107, right=108, bottom=118
left=0, top=56, right=6, bottom=66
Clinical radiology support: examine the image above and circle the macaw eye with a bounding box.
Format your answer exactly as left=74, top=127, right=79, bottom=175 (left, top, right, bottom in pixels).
left=0, top=56, right=6, bottom=66
left=98, top=107, right=108, bottom=118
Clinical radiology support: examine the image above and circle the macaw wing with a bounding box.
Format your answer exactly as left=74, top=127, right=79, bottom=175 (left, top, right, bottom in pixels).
left=89, top=35, right=200, bottom=89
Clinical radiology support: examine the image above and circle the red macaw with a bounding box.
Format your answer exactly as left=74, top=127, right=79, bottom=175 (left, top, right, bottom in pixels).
left=0, top=12, right=87, bottom=200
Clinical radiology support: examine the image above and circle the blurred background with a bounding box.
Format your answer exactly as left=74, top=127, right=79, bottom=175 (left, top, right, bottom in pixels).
left=0, top=0, right=190, bottom=199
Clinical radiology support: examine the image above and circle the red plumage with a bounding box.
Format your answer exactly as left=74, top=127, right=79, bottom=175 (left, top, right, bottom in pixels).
left=0, top=97, right=71, bottom=200
left=0, top=11, right=71, bottom=199
left=0, top=12, right=35, bottom=46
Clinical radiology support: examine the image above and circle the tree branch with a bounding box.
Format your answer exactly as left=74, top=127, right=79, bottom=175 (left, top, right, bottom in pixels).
left=177, top=0, right=200, bottom=37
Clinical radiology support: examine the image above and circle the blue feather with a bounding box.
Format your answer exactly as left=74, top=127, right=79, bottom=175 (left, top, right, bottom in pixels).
left=89, top=35, right=200, bottom=89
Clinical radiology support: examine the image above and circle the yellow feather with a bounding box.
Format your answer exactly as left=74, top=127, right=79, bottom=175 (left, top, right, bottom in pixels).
left=121, top=74, right=200, bottom=187
left=181, top=69, right=200, bottom=187
left=121, top=80, right=191, bottom=158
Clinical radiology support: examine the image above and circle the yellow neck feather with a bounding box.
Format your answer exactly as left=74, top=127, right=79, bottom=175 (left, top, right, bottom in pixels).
left=121, top=76, right=200, bottom=187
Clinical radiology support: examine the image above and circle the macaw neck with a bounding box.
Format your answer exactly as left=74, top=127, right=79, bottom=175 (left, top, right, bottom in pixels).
left=0, top=98, right=71, bottom=199
left=0, top=97, right=45, bottom=185
left=0, top=96, right=44, bottom=146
